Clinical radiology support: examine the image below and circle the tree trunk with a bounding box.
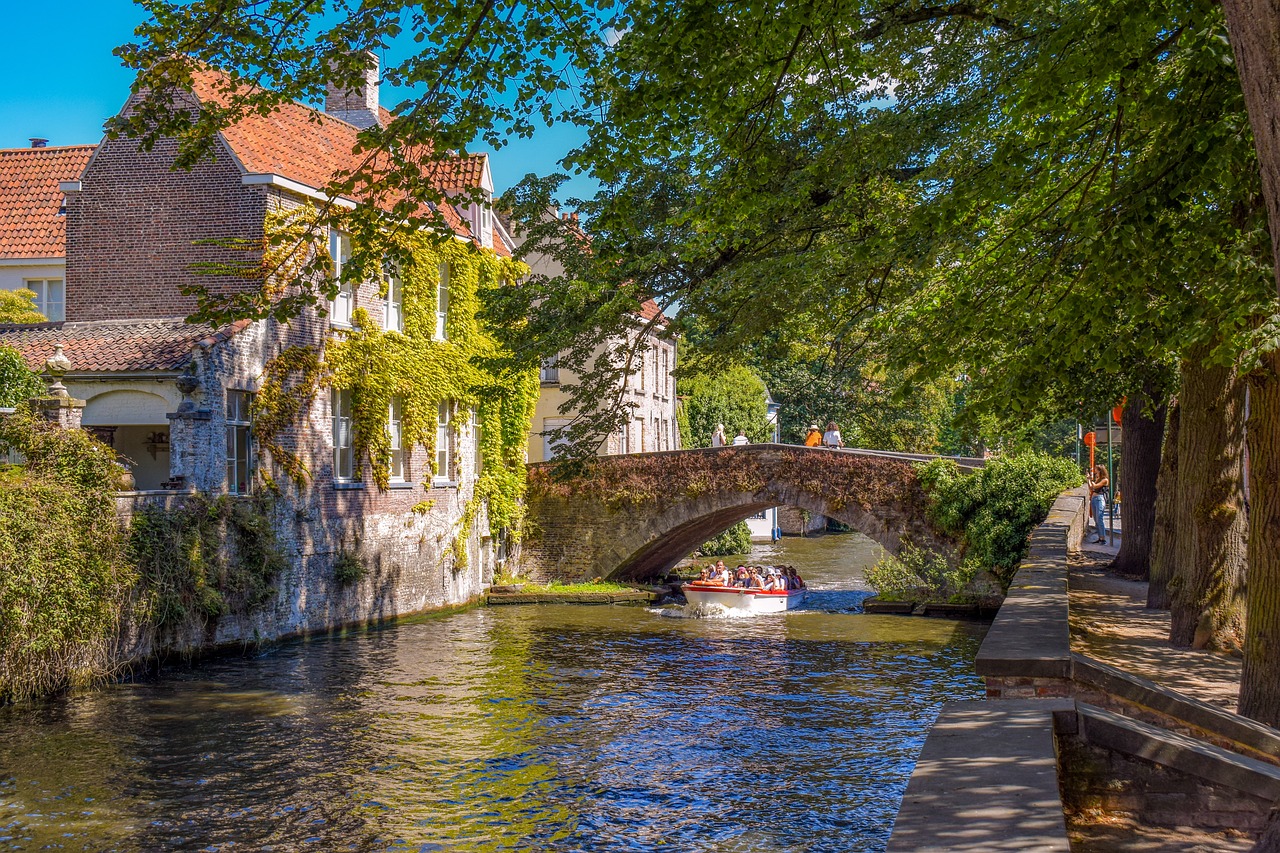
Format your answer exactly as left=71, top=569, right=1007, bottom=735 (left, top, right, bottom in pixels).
left=1147, top=401, right=1180, bottom=610
left=1221, top=1, right=1280, bottom=289
left=1168, top=350, right=1248, bottom=650
left=1241, top=350, right=1280, bottom=724
left=1110, top=383, right=1167, bottom=578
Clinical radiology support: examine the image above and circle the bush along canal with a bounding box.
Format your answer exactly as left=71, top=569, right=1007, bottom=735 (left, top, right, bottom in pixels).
left=0, top=532, right=987, bottom=852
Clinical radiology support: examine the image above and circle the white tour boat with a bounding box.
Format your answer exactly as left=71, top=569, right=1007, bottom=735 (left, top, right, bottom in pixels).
left=680, top=582, right=807, bottom=614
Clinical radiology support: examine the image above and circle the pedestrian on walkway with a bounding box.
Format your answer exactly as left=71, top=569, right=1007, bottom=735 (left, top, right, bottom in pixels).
left=803, top=424, right=822, bottom=447
left=732, top=429, right=750, bottom=446
left=711, top=423, right=727, bottom=447
left=1087, top=464, right=1109, bottom=544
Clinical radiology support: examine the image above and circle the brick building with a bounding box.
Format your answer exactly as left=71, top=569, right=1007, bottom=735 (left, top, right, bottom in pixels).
left=0, top=57, right=527, bottom=645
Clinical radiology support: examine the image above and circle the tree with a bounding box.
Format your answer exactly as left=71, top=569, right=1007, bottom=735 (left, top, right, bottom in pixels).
left=1219, top=0, right=1280, bottom=727
left=1148, top=401, right=1181, bottom=609
left=676, top=365, right=772, bottom=447
left=0, top=289, right=49, bottom=325
left=1168, top=348, right=1248, bottom=649
left=0, top=346, right=44, bottom=408
left=1110, top=386, right=1167, bottom=579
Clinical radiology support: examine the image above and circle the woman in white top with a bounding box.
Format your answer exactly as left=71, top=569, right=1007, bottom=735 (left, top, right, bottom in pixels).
left=711, top=423, right=727, bottom=447
left=822, top=421, right=844, bottom=448
left=732, top=429, right=750, bottom=446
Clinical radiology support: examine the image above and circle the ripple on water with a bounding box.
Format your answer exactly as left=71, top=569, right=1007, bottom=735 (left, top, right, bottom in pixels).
left=0, top=532, right=986, bottom=852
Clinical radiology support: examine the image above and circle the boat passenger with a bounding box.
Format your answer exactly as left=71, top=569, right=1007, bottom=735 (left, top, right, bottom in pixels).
left=748, top=570, right=767, bottom=589
left=734, top=566, right=750, bottom=587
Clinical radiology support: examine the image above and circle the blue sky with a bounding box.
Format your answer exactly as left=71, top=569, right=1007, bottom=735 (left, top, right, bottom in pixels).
left=0, top=0, right=595, bottom=200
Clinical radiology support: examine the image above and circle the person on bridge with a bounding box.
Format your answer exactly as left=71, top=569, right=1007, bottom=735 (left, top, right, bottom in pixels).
left=711, top=424, right=727, bottom=447
left=732, top=429, right=750, bottom=446
left=822, top=421, right=844, bottom=448
left=804, top=424, right=822, bottom=447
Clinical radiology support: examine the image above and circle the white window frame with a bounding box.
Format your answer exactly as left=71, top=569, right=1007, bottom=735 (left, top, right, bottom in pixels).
left=470, top=408, right=482, bottom=477
left=434, top=401, right=452, bottom=484
left=388, top=396, right=405, bottom=482
left=542, top=417, right=572, bottom=461
left=384, top=262, right=403, bottom=333
left=225, top=389, right=254, bottom=495
left=435, top=262, right=450, bottom=341
left=329, top=230, right=354, bottom=328
left=333, top=389, right=355, bottom=482
left=24, top=278, right=64, bottom=322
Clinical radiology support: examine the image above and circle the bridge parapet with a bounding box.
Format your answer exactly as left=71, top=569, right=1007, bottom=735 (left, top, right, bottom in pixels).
left=519, top=444, right=958, bottom=581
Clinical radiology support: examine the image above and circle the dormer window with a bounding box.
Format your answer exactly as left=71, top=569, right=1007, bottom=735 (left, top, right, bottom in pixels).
left=329, top=229, right=354, bottom=327
left=478, top=190, right=493, bottom=247
left=436, top=263, right=449, bottom=340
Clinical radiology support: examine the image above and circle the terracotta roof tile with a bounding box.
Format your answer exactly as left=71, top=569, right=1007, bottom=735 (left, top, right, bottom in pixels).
left=637, top=299, right=667, bottom=324
left=185, top=69, right=487, bottom=242
left=0, top=318, right=246, bottom=373
left=0, top=145, right=95, bottom=259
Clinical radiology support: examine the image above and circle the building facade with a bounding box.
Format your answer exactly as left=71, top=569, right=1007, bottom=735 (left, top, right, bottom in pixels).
left=502, top=212, right=680, bottom=463
left=0, top=58, right=530, bottom=651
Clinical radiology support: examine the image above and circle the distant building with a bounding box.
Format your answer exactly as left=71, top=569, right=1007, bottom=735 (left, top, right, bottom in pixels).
left=501, top=210, right=680, bottom=462
left=744, top=391, right=783, bottom=541
left=0, top=142, right=95, bottom=321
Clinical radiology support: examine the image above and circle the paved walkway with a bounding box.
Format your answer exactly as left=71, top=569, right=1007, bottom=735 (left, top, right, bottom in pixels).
left=1068, top=525, right=1255, bottom=851
left=1069, top=530, right=1242, bottom=710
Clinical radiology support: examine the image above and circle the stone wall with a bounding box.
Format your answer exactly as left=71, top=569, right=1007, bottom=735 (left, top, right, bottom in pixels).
left=777, top=504, right=826, bottom=536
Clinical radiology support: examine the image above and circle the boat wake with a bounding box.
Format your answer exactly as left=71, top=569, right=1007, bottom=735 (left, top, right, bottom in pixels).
left=649, top=602, right=760, bottom=619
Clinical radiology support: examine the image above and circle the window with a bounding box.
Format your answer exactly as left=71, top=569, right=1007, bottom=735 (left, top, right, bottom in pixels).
left=225, top=390, right=254, bottom=494
left=638, top=351, right=646, bottom=391
left=329, top=230, right=354, bottom=327
left=333, top=389, right=354, bottom=481
left=663, top=348, right=672, bottom=398
left=436, top=263, right=450, bottom=340
left=542, top=417, right=571, bottom=461
left=540, top=353, right=560, bottom=384
left=385, top=263, right=403, bottom=332
left=435, top=401, right=452, bottom=483
left=471, top=408, right=483, bottom=476
left=388, top=397, right=405, bottom=482
left=24, top=279, right=64, bottom=322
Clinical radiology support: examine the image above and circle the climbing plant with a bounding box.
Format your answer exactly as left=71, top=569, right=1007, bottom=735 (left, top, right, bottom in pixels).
left=254, top=213, right=539, bottom=540
left=128, top=493, right=287, bottom=642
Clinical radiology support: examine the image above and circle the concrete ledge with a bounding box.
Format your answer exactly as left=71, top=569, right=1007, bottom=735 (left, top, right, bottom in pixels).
left=486, top=590, right=658, bottom=605
left=1076, top=703, right=1280, bottom=801
left=888, top=699, right=1073, bottom=852
left=1073, top=653, right=1280, bottom=764
left=975, top=487, right=1087, bottom=682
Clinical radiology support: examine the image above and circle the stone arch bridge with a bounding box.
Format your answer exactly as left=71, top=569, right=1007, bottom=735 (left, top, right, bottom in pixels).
left=519, top=444, right=980, bottom=581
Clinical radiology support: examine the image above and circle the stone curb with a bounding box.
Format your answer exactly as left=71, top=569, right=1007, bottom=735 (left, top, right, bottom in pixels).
left=1075, top=702, right=1280, bottom=801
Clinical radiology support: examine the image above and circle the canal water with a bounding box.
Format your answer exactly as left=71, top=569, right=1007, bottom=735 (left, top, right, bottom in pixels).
left=0, top=533, right=987, bottom=853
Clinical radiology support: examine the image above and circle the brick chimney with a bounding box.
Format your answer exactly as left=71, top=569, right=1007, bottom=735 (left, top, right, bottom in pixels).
left=325, top=51, right=381, bottom=129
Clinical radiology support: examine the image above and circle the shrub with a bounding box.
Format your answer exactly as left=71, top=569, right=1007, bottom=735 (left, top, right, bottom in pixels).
left=0, top=411, right=134, bottom=702
left=917, top=453, right=1082, bottom=579
left=864, top=545, right=977, bottom=602
left=696, top=520, right=753, bottom=557
left=333, top=550, right=366, bottom=586
left=129, top=494, right=286, bottom=641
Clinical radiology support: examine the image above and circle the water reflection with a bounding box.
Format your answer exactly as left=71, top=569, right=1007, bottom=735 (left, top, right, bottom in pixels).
left=0, top=533, right=984, bottom=852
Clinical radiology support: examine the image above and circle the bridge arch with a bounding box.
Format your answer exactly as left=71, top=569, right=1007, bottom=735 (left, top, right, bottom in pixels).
left=521, top=445, right=960, bottom=581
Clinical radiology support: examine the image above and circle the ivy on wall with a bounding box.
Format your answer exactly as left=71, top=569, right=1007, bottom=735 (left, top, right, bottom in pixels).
left=254, top=214, right=539, bottom=539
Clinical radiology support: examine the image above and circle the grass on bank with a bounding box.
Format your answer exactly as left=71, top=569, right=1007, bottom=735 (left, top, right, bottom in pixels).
left=492, top=576, right=637, bottom=594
